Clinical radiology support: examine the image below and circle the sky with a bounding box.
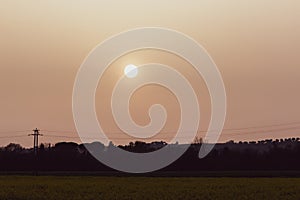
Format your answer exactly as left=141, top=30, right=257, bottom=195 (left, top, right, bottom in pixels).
left=0, top=0, right=300, bottom=147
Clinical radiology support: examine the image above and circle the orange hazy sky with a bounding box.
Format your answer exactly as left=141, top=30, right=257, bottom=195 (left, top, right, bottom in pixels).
left=0, top=1, right=300, bottom=147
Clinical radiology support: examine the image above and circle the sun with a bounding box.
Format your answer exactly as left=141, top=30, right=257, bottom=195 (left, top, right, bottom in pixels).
left=124, top=64, right=138, bottom=78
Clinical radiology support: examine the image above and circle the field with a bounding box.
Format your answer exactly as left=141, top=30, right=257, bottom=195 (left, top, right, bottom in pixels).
left=0, top=176, right=299, bottom=200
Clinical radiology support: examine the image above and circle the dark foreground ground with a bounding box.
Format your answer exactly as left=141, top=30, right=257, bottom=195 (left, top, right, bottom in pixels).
left=0, top=176, right=299, bottom=200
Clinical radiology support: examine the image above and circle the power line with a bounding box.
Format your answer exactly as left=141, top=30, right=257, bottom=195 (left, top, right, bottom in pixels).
left=0, top=135, right=28, bottom=139
left=41, top=121, right=300, bottom=135
left=224, top=125, right=300, bottom=136
left=39, top=121, right=300, bottom=139
left=42, top=130, right=76, bottom=134
left=43, top=135, right=94, bottom=139
left=41, top=126, right=300, bottom=140
left=0, top=121, right=299, bottom=142
left=0, top=130, right=31, bottom=134
left=220, top=121, right=300, bottom=132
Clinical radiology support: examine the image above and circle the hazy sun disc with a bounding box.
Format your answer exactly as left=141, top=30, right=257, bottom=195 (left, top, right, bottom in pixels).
left=124, top=64, right=138, bottom=78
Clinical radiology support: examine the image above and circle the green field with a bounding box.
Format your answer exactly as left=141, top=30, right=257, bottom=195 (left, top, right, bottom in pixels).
left=0, top=176, right=299, bottom=200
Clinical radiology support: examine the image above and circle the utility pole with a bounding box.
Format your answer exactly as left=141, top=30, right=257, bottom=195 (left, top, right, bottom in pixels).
left=28, top=128, right=43, bottom=155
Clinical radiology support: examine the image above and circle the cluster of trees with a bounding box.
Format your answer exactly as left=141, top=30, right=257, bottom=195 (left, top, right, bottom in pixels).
left=0, top=138, right=299, bottom=172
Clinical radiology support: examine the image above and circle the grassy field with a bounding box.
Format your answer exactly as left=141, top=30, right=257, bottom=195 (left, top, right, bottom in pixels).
left=0, top=176, right=299, bottom=200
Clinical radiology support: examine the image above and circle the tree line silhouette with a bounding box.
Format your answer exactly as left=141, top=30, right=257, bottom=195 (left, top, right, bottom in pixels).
left=0, top=137, right=299, bottom=172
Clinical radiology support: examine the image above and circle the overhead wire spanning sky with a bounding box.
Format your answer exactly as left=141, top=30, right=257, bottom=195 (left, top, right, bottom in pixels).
left=1, top=121, right=300, bottom=147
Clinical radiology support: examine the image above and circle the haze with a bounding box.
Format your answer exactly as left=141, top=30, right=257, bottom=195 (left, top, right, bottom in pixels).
left=0, top=0, right=300, bottom=147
